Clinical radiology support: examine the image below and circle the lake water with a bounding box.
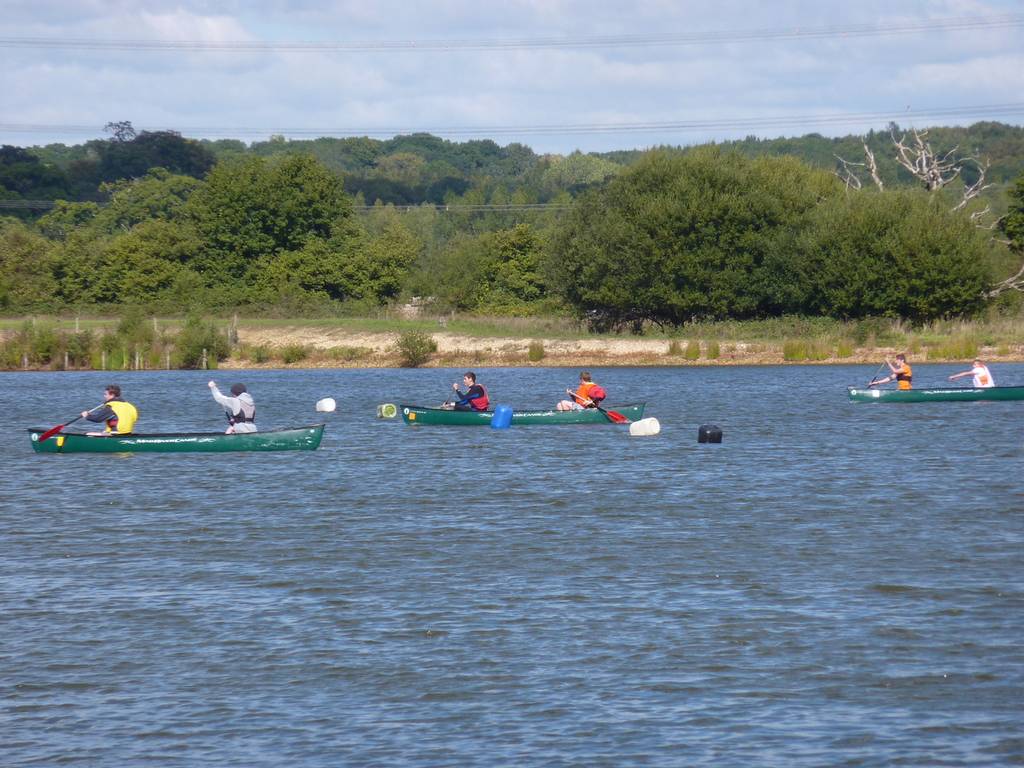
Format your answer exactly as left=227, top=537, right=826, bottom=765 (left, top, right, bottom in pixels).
left=2, top=364, right=1022, bottom=767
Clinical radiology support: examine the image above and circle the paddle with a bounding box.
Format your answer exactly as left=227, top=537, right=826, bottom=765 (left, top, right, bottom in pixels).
left=38, top=404, right=103, bottom=442
left=866, top=362, right=887, bottom=388
left=570, top=390, right=629, bottom=424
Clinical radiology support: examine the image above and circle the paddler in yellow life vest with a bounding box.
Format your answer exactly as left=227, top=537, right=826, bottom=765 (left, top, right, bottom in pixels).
left=871, top=354, right=913, bottom=390
left=82, top=384, right=139, bottom=435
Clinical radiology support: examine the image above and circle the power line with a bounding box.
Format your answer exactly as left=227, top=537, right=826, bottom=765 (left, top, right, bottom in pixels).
left=2, top=104, right=1022, bottom=140
left=0, top=200, right=575, bottom=212
left=0, top=14, right=1021, bottom=52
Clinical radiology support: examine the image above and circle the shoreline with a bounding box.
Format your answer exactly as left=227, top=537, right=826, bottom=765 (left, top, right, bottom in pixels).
left=223, top=328, right=1024, bottom=368
left=4, top=325, right=1024, bottom=370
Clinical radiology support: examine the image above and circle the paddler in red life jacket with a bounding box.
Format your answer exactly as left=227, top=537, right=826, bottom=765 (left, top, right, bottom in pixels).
left=557, top=371, right=605, bottom=411
left=208, top=380, right=257, bottom=433
left=82, top=384, right=139, bottom=435
left=450, top=372, right=489, bottom=412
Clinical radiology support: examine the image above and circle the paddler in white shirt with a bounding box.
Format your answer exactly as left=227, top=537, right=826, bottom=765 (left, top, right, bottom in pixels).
left=208, top=381, right=257, bottom=433
left=948, top=359, right=995, bottom=388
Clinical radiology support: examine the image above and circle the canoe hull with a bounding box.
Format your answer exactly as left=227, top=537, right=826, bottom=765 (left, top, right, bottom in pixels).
left=848, top=386, right=1024, bottom=403
left=400, top=404, right=645, bottom=425
left=28, top=424, right=325, bottom=453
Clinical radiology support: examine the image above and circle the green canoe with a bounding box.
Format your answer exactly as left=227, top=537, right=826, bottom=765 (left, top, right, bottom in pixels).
left=400, top=403, right=645, bottom=425
left=28, top=424, right=325, bottom=453
left=848, top=386, right=1024, bottom=403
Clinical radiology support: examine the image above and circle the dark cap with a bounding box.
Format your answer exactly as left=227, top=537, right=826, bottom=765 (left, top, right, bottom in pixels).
left=230, top=383, right=247, bottom=396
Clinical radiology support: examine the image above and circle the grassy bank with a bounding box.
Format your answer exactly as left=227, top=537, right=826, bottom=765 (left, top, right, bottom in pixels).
left=1, top=314, right=1023, bottom=370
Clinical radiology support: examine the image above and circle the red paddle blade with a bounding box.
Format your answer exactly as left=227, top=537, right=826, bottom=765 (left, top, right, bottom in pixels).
left=38, top=424, right=64, bottom=442
left=604, top=409, right=629, bottom=424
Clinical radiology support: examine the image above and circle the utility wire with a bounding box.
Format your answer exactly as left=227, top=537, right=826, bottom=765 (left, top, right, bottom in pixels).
left=0, top=200, right=575, bottom=212
left=0, top=14, right=1021, bottom=52
left=2, top=104, right=1022, bottom=140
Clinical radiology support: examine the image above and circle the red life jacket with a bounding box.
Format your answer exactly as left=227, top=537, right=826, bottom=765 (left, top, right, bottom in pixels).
left=469, top=384, right=489, bottom=411
left=587, top=384, right=606, bottom=403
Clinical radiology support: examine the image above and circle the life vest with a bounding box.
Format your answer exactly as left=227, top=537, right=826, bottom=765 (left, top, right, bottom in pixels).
left=575, top=381, right=602, bottom=407
left=468, top=385, right=489, bottom=411
left=226, top=395, right=256, bottom=425
left=895, top=363, right=912, bottom=390
left=105, top=399, right=139, bottom=434
left=973, top=365, right=994, bottom=388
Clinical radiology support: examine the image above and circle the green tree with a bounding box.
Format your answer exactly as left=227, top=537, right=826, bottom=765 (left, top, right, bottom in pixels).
left=98, top=220, right=202, bottom=307
left=794, top=191, right=991, bottom=320
left=186, top=154, right=352, bottom=284
left=546, top=147, right=839, bottom=329
left=0, top=218, right=58, bottom=310
left=91, top=169, right=200, bottom=234
left=1003, top=173, right=1024, bottom=254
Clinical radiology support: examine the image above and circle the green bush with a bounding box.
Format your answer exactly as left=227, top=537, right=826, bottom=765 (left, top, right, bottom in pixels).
left=326, top=346, right=372, bottom=362
left=528, top=340, right=545, bottom=362
left=280, top=344, right=310, bottom=364
left=706, top=340, right=720, bottom=359
left=684, top=340, right=701, bottom=360
left=667, top=340, right=683, bottom=356
left=395, top=331, right=437, bottom=367
left=927, top=337, right=978, bottom=360
left=175, top=315, right=230, bottom=369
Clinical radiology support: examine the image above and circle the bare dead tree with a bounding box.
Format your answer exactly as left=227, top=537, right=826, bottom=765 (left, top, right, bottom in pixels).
left=833, top=154, right=863, bottom=190
left=890, top=127, right=993, bottom=214
left=834, top=141, right=884, bottom=191
left=951, top=160, right=994, bottom=212
left=891, top=127, right=962, bottom=191
left=986, top=262, right=1024, bottom=298
left=863, top=142, right=884, bottom=191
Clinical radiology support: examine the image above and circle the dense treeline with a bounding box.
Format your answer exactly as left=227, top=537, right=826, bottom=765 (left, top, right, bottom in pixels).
left=549, top=149, right=995, bottom=328
left=1, top=124, right=1022, bottom=326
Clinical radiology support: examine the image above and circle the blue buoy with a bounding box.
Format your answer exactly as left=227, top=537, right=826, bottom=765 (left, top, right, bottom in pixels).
left=491, top=404, right=513, bottom=429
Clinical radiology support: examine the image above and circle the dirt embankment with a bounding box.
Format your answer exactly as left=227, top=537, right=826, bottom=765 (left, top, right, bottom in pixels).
left=229, top=326, right=1024, bottom=368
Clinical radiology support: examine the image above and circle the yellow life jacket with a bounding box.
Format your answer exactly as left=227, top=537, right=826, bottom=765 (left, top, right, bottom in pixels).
left=105, top=399, right=139, bottom=433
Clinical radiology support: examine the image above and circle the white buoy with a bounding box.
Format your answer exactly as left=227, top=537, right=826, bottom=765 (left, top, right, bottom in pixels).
left=315, top=397, right=337, bottom=413
left=629, top=417, right=661, bottom=437
left=377, top=403, right=398, bottom=419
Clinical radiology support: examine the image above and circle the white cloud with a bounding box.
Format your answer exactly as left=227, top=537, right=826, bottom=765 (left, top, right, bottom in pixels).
left=1, top=0, right=1021, bottom=153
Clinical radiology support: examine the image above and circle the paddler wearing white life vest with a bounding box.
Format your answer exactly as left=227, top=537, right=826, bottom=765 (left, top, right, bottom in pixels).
left=208, top=381, right=257, bottom=433
left=948, top=359, right=995, bottom=388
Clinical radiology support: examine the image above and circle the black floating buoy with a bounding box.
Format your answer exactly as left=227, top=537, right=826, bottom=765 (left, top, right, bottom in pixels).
left=698, top=424, right=723, bottom=443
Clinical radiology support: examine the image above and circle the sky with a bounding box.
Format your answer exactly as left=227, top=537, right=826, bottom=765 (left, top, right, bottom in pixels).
left=2, top=0, right=1023, bottom=154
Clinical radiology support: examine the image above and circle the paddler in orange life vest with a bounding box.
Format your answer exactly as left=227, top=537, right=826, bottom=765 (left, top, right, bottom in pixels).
left=871, top=354, right=913, bottom=390
left=450, top=372, right=489, bottom=412
left=81, top=384, right=139, bottom=435
left=557, top=371, right=607, bottom=411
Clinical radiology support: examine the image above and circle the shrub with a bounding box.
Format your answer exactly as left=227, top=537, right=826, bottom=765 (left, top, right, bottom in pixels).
left=249, top=345, right=270, bottom=363
left=327, top=346, right=372, bottom=362
left=927, top=337, right=978, bottom=361
left=667, top=340, right=683, bottom=356
left=684, top=340, right=701, bottom=360
left=395, top=331, right=437, bottom=367
left=836, top=339, right=854, bottom=358
left=280, top=344, right=310, bottom=364
left=528, top=340, right=545, bottom=362
left=783, top=339, right=831, bottom=361
left=706, top=340, right=720, bottom=359
left=175, top=315, right=230, bottom=369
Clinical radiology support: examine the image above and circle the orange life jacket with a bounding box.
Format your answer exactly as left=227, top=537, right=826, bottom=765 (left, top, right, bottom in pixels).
left=895, top=363, right=912, bottom=390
